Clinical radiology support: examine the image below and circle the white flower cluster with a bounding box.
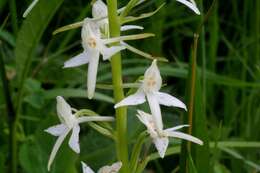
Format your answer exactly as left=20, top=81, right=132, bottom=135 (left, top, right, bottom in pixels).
left=115, top=60, right=203, bottom=158
left=22, top=0, right=203, bottom=172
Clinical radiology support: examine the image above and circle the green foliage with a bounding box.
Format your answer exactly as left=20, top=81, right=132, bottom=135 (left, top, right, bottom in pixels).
left=15, top=0, right=64, bottom=85
left=19, top=117, right=78, bottom=173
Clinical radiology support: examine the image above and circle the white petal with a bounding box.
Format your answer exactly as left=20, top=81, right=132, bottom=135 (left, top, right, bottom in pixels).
left=110, top=162, right=122, bottom=172
left=114, top=89, right=146, bottom=108
left=98, top=162, right=122, bottom=173
left=143, top=60, right=162, bottom=92
left=153, top=137, right=169, bottom=158
left=68, top=124, right=80, bottom=153
left=167, top=131, right=203, bottom=145
left=176, top=0, right=201, bottom=15
left=136, top=110, right=153, bottom=128
left=99, top=44, right=126, bottom=60
left=81, top=19, right=101, bottom=43
left=56, top=96, right=75, bottom=127
left=146, top=93, right=163, bottom=131
left=77, top=116, right=114, bottom=124
left=22, top=0, right=39, bottom=18
left=165, top=124, right=189, bottom=132
left=44, top=124, right=68, bottom=136
left=156, top=92, right=187, bottom=111
left=87, top=51, right=100, bottom=99
left=92, top=0, right=108, bottom=18
left=81, top=162, right=95, bottom=173
left=120, top=25, right=144, bottom=31
left=64, top=51, right=89, bottom=68
left=47, top=129, right=70, bottom=171
left=136, top=110, right=158, bottom=138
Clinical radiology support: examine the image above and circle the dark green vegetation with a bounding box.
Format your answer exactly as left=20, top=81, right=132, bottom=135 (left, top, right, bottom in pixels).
left=0, top=0, right=260, bottom=173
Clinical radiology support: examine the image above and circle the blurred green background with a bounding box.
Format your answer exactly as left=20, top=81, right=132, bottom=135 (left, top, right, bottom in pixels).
left=0, top=0, right=259, bottom=173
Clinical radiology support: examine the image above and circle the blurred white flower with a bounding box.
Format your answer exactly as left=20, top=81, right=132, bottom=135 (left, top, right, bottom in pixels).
left=22, top=0, right=39, bottom=18
left=176, top=0, right=201, bottom=15
left=45, top=96, right=114, bottom=171
left=136, top=110, right=203, bottom=158
left=63, top=19, right=126, bottom=99
left=92, top=0, right=109, bottom=33
left=115, top=60, right=187, bottom=132
left=92, top=0, right=144, bottom=34
left=82, top=161, right=122, bottom=173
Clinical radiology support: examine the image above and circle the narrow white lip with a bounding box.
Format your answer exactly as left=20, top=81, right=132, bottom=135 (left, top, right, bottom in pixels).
left=23, top=0, right=39, bottom=18
left=176, top=0, right=201, bottom=15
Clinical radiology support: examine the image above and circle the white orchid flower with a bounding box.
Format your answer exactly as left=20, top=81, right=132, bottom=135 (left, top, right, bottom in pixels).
left=45, top=96, right=114, bottom=171
left=92, top=0, right=109, bottom=34
left=82, top=161, right=122, bottom=173
left=92, top=0, right=144, bottom=34
left=63, top=19, right=126, bottom=99
left=114, top=60, right=187, bottom=133
left=176, top=0, right=201, bottom=15
left=136, top=110, right=203, bottom=158
left=23, top=0, right=39, bottom=18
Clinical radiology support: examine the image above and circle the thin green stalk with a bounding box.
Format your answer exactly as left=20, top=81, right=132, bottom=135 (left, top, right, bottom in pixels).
left=129, top=132, right=147, bottom=172
left=256, top=0, right=260, bottom=64
left=9, top=0, right=18, bottom=34
left=198, top=0, right=206, bottom=118
left=0, top=43, right=17, bottom=173
left=187, top=33, right=199, bottom=150
left=106, top=0, right=129, bottom=172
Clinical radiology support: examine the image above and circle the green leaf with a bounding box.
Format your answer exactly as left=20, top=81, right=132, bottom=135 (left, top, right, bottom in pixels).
left=220, top=147, right=260, bottom=171
left=98, top=64, right=260, bottom=88
left=24, top=78, right=41, bottom=92
left=0, top=29, right=15, bottom=47
left=15, top=0, right=64, bottom=87
left=80, top=130, right=116, bottom=169
left=188, top=153, right=198, bottom=173
left=24, top=90, right=45, bottom=109
left=43, top=88, right=114, bottom=103
left=191, top=70, right=211, bottom=172
left=0, top=153, right=6, bottom=173
left=19, top=117, right=77, bottom=173
left=214, top=162, right=231, bottom=173
left=121, top=3, right=165, bottom=24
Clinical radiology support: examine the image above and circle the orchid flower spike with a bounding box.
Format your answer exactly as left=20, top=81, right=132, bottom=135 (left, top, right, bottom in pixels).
left=82, top=161, right=122, bottom=173
left=137, top=110, right=203, bottom=158
left=115, top=60, right=187, bottom=132
left=45, top=96, right=114, bottom=171
left=176, top=0, right=201, bottom=15
left=92, top=0, right=144, bottom=34
left=23, top=0, right=39, bottom=18
left=63, top=19, right=126, bottom=99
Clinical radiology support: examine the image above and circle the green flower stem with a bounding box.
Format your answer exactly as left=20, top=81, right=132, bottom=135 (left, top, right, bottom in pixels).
left=106, top=0, right=129, bottom=172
